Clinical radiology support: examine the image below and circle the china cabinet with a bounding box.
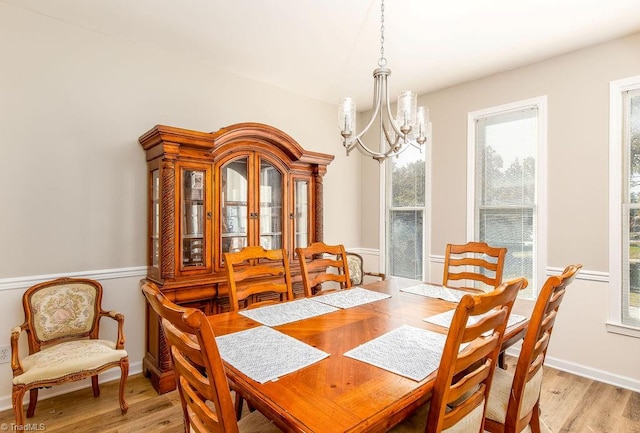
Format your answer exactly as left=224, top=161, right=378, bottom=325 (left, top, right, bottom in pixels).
left=138, top=123, right=333, bottom=393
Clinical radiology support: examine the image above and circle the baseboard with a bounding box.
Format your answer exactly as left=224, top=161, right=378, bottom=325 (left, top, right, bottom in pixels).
left=505, top=347, right=640, bottom=393
left=0, top=361, right=143, bottom=413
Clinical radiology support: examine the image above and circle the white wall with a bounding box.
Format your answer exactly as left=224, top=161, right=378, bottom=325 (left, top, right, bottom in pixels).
left=362, top=30, right=640, bottom=390
left=0, top=3, right=360, bottom=409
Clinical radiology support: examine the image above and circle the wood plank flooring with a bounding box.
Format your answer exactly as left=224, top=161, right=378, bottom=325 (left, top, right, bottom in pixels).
left=0, top=358, right=638, bottom=432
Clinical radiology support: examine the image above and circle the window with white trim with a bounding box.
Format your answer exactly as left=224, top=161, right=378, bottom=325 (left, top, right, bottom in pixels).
left=468, top=97, right=547, bottom=298
left=610, top=76, right=640, bottom=332
left=386, top=144, right=427, bottom=280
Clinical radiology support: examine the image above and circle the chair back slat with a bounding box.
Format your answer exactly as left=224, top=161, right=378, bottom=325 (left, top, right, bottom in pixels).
left=443, top=242, right=507, bottom=291
left=296, top=242, right=351, bottom=297
left=224, top=246, right=293, bottom=312
left=501, top=264, right=582, bottom=433
left=142, top=282, right=240, bottom=433
left=425, top=277, right=526, bottom=433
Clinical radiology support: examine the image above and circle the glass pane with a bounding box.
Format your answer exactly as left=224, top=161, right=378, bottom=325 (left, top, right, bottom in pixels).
left=478, top=207, right=534, bottom=297
left=628, top=94, right=640, bottom=203
left=625, top=207, right=640, bottom=325
left=294, top=179, right=309, bottom=248
left=259, top=161, right=283, bottom=250
left=222, top=159, right=248, bottom=254
left=151, top=170, right=160, bottom=267
left=390, top=145, right=425, bottom=207
left=182, top=169, right=205, bottom=267
left=475, top=107, right=537, bottom=297
left=389, top=210, right=423, bottom=280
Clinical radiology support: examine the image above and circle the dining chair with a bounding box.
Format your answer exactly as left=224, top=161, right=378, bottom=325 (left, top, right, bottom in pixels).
left=390, top=277, right=527, bottom=433
left=11, top=277, right=129, bottom=427
left=296, top=242, right=351, bottom=297
left=224, top=246, right=294, bottom=312
left=141, top=282, right=282, bottom=433
left=345, top=251, right=386, bottom=286
left=442, top=241, right=507, bottom=292
left=484, top=264, right=581, bottom=433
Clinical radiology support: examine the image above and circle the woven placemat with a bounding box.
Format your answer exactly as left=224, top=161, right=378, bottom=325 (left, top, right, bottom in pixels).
left=216, top=325, right=329, bottom=383
left=425, top=309, right=528, bottom=329
left=400, top=283, right=470, bottom=302
left=344, top=325, right=448, bottom=382
left=312, top=287, right=391, bottom=309
left=239, top=298, right=339, bottom=326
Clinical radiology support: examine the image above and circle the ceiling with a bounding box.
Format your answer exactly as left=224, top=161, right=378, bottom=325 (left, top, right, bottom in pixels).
left=6, top=0, right=640, bottom=110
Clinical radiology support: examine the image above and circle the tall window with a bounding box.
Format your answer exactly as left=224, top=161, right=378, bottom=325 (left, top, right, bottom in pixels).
left=386, top=144, right=427, bottom=280
left=468, top=97, right=547, bottom=298
left=610, top=76, right=640, bottom=333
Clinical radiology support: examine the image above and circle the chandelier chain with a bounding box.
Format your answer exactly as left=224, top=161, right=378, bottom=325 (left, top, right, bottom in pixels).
left=378, top=0, right=386, bottom=67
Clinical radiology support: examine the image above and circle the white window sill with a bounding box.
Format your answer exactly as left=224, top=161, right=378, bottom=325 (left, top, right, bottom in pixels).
left=606, top=321, right=640, bottom=338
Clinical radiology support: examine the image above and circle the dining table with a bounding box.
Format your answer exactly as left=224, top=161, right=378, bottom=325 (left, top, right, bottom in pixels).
left=207, top=277, right=528, bottom=433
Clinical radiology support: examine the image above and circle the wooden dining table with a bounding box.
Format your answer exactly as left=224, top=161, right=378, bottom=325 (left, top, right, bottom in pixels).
left=207, top=277, right=528, bottom=433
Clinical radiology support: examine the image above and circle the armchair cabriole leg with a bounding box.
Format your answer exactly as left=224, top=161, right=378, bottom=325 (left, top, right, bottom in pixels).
left=119, top=360, right=129, bottom=414
left=91, top=375, right=100, bottom=397
left=26, top=388, right=38, bottom=418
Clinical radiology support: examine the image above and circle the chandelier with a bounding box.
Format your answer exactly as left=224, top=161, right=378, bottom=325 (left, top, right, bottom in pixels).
left=339, top=0, right=430, bottom=163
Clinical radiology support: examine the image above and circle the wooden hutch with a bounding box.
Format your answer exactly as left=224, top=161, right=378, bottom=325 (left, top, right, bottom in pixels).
left=138, top=123, right=334, bottom=393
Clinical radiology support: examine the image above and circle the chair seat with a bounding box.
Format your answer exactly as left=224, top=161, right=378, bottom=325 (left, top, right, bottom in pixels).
left=390, top=401, right=486, bottom=433
left=485, top=366, right=542, bottom=432
left=13, top=339, right=127, bottom=385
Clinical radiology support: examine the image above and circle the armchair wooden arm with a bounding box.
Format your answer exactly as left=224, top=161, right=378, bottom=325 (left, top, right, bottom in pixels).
left=100, top=310, right=126, bottom=350
left=10, top=325, right=25, bottom=376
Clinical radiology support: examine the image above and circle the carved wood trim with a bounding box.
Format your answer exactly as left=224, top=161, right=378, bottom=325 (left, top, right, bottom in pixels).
left=161, top=159, right=176, bottom=280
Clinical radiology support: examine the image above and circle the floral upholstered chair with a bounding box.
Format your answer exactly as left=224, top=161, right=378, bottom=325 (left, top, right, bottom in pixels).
left=11, top=277, right=129, bottom=426
left=345, top=252, right=385, bottom=286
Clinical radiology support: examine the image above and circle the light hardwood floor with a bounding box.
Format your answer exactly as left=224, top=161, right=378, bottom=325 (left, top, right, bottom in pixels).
left=0, top=358, right=638, bottom=432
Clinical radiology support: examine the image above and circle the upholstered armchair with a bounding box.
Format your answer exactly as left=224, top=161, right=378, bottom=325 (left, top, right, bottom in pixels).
left=11, top=277, right=129, bottom=426
left=345, top=252, right=385, bottom=286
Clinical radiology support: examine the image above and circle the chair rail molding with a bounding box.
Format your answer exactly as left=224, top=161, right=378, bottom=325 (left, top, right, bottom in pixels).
left=0, top=266, right=147, bottom=291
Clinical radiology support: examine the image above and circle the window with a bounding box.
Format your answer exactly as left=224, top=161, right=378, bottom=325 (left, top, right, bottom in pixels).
left=468, top=97, right=547, bottom=298
left=610, top=76, right=640, bottom=335
left=386, top=144, right=427, bottom=280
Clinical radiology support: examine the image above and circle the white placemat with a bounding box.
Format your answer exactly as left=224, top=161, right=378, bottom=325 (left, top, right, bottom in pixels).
left=424, top=309, right=528, bottom=329
left=216, top=325, right=329, bottom=384
left=343, top=325, right=448, bottom=382
left=400, top=283, right=470, bottom=302
left=238, top=298, right=339, bottom=326
left=311, top=287, right=391, bottom=309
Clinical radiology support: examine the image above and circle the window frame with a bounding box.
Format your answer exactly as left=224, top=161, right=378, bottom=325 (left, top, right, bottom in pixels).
left=467, top=96, right=548, bottom=297
left=608, top=75, right=640, bottom=338
left=381, top=141, right=430, bottom=282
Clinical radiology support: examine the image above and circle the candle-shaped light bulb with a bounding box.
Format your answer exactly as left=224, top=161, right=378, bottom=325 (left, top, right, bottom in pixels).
left=396, top=91, right=417, bottom=134
left=338, top=97, right=356, bottom=139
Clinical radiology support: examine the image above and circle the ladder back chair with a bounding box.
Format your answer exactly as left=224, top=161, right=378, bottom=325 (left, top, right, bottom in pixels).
left=223, top=246, right=294, bottom=312
left=345, top=252, right=386, bottom=286
left=391, top=277, right=527, bottom=433
left=11, top=277, right=129, bottom=426
left=141, top=282, right=281, bottom=433
left=484, top=264, right=582, bottom=433
left=296, top=242, right=351, bottom=297
left=443, top=242, right=507, bottom=292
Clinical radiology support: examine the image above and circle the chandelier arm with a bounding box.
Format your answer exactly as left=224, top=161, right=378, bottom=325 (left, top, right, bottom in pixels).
left=383, top=77, right=407, bottom=141
left=381, top=119, right=401, bottom=149
left=352, top=74, right=384, bottom=145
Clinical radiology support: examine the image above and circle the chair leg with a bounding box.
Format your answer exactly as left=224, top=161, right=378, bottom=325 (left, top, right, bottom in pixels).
left=530, top=402, right=542, bottom=433
left=119, top=359, right=129, bottom=414
left=498, top=351, right=506, bottom=369
left=91, top=375, right=100, bottom=397
left=26, top=388, right=38, bottom=418
left=12, top=386, right=26, bottom=426
left=235, top=393, right=244, bottom=420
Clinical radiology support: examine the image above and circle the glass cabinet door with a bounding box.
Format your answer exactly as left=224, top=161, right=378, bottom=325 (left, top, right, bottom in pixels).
left=181, top=168, right=206, bottom=268
left=259, top=161, right=283, bottom=250
left=294, top=178, right=310, bottom=249
left=221, top=158, right=248, bottom=254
